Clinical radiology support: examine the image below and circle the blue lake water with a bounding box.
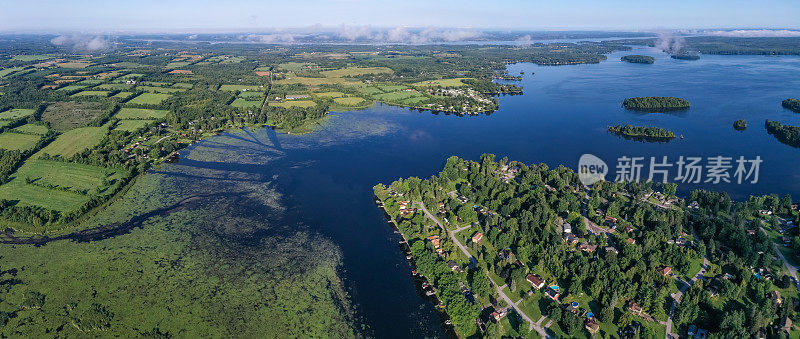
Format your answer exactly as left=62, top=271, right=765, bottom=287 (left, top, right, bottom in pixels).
left=176, top=46, right=800, bottom=337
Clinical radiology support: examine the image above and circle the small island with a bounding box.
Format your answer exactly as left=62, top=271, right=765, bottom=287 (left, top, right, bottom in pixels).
left=765, top=119, right=800, bottom=147
left=608, top=124, right=677, bottom=141
left=622, top=97, right=691, bottom=112
left=621, top=55, right=655, bottom=64
left=733, top=119, right=747, bottom=131
left=783, top=99, right=800, bottom=113
left=670, top=54, right=700, bottom=61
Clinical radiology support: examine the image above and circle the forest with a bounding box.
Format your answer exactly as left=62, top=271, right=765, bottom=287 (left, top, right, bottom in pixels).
left=783, top=99, right=800, bottom=113
left=734, top=119, right=748, bottom=131
left=608, top=124, right=676, bottom=140
left=620, top=55, right=655, bottom=64
left=622, top=97, right=691, bottom=111
left=376, top=154, right=798, bottom=338
left=765, top=120, right=800, bottom=148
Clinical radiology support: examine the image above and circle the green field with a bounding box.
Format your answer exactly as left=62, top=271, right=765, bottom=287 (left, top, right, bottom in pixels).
left=71, top=90, right=110, bottom=97
left=277, top=62, right=317, bottom=71
left=0, top=108, right=36, bottom=120
left=314, top=91, right=344, bottom=98
left=12, top=123, right=48, bottom=135
left=41, top=102, right=106, bottom=131
left=0, top=67, right=26, bottom=78
left=112, top=91, right=135, bottom=99
left=76, top=79, right=104, bottom=86
left=219, top=84, right=264, bottom=92
left=270, top=100, right=317, bottom=108
left=114, top=119, right=154, bottom=132
left=95, top=83, right=132, bottom=91
left=0, top=132, right=40, bottom=151
left=55, top=85, right=87, bottom=92
left=0, top=179, right=89, bottom=212
left=275, top=76, right=360, bottom=86
left=374, top=90, right=424, bottom=102
left=0, top=121, right=11, bottom=129
left=413, top=78, right=471, bottom=87
left=400, top=96, right=429, bottom=105
left=333, top=97, right=366, bottom=106
left=166, top=61, right=191, bottom=68
left=11, top=55, right=52, bottom=62
left=38, top=125, right=108, bottom=157
left=138, top=86, right=185, bottom=94
left=13, top=159, right=128, bottom=195
left=172, top=83, right=194, bottom=89
left=320, top=66, right=393, bottom=78
left=115, top=108, right=169, bottom=119
left=231, top=98, right=262, bottom=109
left=376, top=84, right=408, bottom=92
left=356, top=86, right=385, bottom=96
left=118, top=73, right=145, bottom=80
left=238, top=91, right=263, bottom=99
left=127, top=93, right=172, bottom=105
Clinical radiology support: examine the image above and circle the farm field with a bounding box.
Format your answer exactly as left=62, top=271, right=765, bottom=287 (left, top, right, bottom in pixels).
left=231, top=98, right=262, bottom=109
left=115, top=108, right=169, bottom=119
left=0, top=179, right=89, bottom=212
left=56, top=61, right=92, bottom=68
left=0, top=132, right=40, bottom=151
left=0, top=108, right=36, bottom=120
left=356, top=86, right=385, bottom=96
left=374, top=90, right=424, bottom=102
left=76, top=79, right=103, bottom=86
left=55, top=85, right=87, bottom=92
left=313, top=91, right=344, bottom=98
left=41, top=101, right=106, bottom=131
left=166, top=61, right=190, bottom=68
left=277, top=62, right=316, bottom=71
left=238, top=91, right=263, bottom=99
left=0, top=121, right=11, bottom=129
left=413, top=78, right=471, bottom=87
left=95, top=83, right=132, bottom=90
left=172, top=83, right=193, bottom=89
left=138, top=86, right=185, bottom=94
left=71, top=90, right=110, bottom=97
left=275, top=76, right=360, bottom=86
left=38, top=124, right=109, bottom=157
left=13, top=159, right=128, bottom=195
left=375, top=84, right=408, bottom=92
left=114, top=119, right=153, bottom=132
left=0, top=67, right=26, bottom=78
left=12, top=123, right=49, bottom=135
left=10, top=55, right=52, bottom=62
left=112, top=91, right=135, bottom=99
left=320, top=66, right=393, bottom=78
left=219, top=84, right=264, bottom=92
left=333, top=97, right=367, bottom=106
left=270, top=100, right=316, bottom=108
left=127, top=93, right=172, bottom=105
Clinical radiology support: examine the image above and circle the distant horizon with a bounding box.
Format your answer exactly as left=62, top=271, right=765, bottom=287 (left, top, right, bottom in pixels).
left=1, top=0, right=799, bottom=33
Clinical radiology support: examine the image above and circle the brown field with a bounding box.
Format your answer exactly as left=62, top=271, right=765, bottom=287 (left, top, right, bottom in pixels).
left=41, top=101, right=106, bottom=131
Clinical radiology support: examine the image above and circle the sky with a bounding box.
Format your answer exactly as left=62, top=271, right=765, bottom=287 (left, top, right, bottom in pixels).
left=1, top=0, right=798, bottom=33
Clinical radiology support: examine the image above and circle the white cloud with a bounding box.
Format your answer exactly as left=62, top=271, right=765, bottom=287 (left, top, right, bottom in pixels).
left=705, top=29, right=800, bottom=37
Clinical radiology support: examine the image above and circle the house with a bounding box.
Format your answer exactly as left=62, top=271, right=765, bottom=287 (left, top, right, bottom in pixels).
left=457, top=195, right=468, bottom=203
left=526, top=274, right=545, bottom=289
left=696, top=328, right=708, bottom=338
left=605, top=246, right=619, bottom=254
left=585, top=319, right=600, bottom=334
left=490, top=308, right=508, bottom=322
left=562, top=223, right=572, bottom=234
left=398, top=201, right=410, bottom=209
left=746, top=229, right=756, bottom=236
left=625, top=238, right=636, bottom=245
left=658, top=266, right=672, bottom=276
left=675, top=237, right=687, bottom=245
left=579, top=243, right=597, bottom=253
left=472, top=232, right=484, bottom=244
left=779, top=317, right=792, bottom=335
left=399, top=208, right=414, bottom=216
left=564, top=233, right=578, bottom=244
left=447, top=260, right=463, bottom=273
left=627, top=301, right=643, bottom=315
left=767, top=290, right=783, bottom=304
left=624, top=225, right=634, bottom=233
left=427, top=235, right=441, bottom=248
left=545, top=287, right=560, bottom=301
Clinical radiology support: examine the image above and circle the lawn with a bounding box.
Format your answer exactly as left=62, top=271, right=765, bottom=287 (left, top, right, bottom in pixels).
left=374, top=90, right=424, bottom=102
left=41, top=101, right=106, bottom=131
left=413, top=78, right=471, bottom=87
left=0, top=133, right=40, bottom=151
left=333, top=97, right=366, bottom=106
left=127, top=93, right=172, bottom=105
left=376, top=84, right=408, bottom=92
left=400, top=96, right=430, bottom=105
left=356, top=86, right=385, bottom=96
left=518, top=293, right=544, bottom=321
left=314, top=91, right=344, bottom=98
left=12, top=123, right=49, bottom=135
left=219, top=84, right=264, bottom=92
left=320, top=66, right=393, bottom=78
left=0, top=108, right=36, bottom=120
left=238, top=91, right=263, bottom=99
left=114, top=119, right=154, bottom=132
left=115, top=108, right=169, bottom=119
left=231, top=98, right=262, bottom=109
left=71, top=90, right=110, bottom=97
left=0, top=179, right=89, bottom=212
left=270, top=101, right=317, bottom=108
left=38, top=124, right=109, bottom=157
left=13, top=159, right=128, bottom=195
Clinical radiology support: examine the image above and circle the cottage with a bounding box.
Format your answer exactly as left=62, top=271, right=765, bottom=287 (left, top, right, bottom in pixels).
left=605, top=246, right=619, bottom=254
left=585, top=319, right=600, bottom=334
left=658, top=266, right=672, bottom=276
left=447, top=260, right=463, bottom=273
left=427, top=235, right=441, bottom=248
left=545, top=287, right=560, bottom=301
left=562, top=223, right=572, bottom=234
left=767, top=290, right=782, bottom=304
left=564, top=233, right=578, bottom=244
left=579, top=243, right=597, bottom=253
left=526, top=274, right=545, bottom=290
left=472, top=232, right=484, bottom=244
left=627, top=301, right=643, bottom=315
left=625, top=238, right=636, bottom=245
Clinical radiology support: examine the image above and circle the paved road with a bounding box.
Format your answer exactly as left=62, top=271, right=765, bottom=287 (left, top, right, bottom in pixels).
left=761, top=227, right=799, bottom=280
left=665, top=257, right=709, bottom=339
left=417, top=202, right=550, bottom=337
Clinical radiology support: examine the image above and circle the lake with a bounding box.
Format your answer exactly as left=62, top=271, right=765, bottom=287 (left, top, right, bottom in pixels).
left=171, top=46, right=800, bottom=337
